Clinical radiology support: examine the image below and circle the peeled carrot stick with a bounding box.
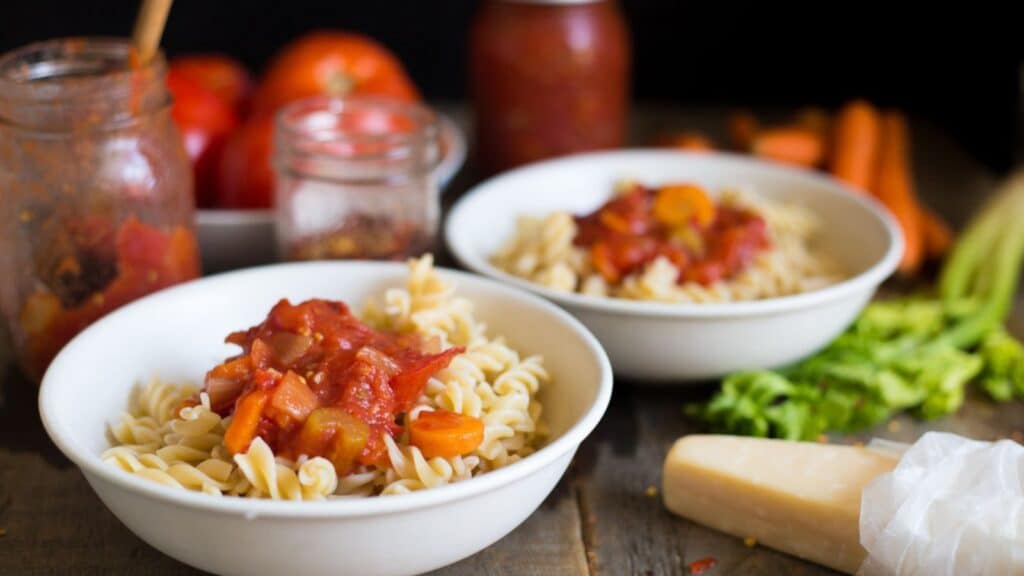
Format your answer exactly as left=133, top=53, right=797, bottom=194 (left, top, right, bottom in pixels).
left=751, top=127, right=825, bottom=167
left=922, top=207, right=953, bottom=259
left=224, top=389, right=269, bottom=454
left=829, top=100, right=881, bottom=193
left=727, top=110, right=759, bottom=151
left=876, top=111, right=924, bottom=274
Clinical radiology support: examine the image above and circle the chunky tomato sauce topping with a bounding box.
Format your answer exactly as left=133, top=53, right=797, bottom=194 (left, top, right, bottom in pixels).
left=201, top=299, right=465, bottom=474
left=18, top=217, right=200, bottom=380
left=573, top=184, right=769, bottom=286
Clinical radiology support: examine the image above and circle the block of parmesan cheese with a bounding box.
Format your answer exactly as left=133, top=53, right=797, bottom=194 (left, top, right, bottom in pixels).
left=662, top=435, right=899, bottom=574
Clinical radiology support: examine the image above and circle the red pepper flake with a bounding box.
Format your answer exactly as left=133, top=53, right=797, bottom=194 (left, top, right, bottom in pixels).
left=688, top=556, right=717, bottom=575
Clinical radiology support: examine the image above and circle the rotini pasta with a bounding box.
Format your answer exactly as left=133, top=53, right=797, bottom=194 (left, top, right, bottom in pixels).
left=493, top=186, right=843, bottom=303
left=103, top=255, right=546, bottom=500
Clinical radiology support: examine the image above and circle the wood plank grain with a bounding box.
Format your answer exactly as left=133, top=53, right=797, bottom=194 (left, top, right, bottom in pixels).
left=428, top=479, right=588, bottom=576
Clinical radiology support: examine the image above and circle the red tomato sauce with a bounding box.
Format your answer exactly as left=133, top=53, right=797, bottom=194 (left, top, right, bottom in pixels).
left=470, top=0, right=630, bottom=175
left=18, top=217, right=200, bottom=381
left=573, top=184, right=770, bottom=286
left=200, top=299, right=463, bottom=474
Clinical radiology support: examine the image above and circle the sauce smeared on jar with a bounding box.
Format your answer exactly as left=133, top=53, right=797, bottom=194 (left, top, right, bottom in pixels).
left=19, top=217, right=199, bottom=379
left=573, top=184, right=770, bottom=286
left=199, top=299, right=466, bottom=474
left=0, top=38, right=200, bottom=381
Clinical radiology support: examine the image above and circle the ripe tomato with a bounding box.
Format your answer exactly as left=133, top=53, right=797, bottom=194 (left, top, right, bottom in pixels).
left=168, top=55, right=252, bottom=115
left=166, top=62, right=245, bottom=208
left=216, top=116, right=274, bottom=209
left=252, top=31, right=420, bottom=116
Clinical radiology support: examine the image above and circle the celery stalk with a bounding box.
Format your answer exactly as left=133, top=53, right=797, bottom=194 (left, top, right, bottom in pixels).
left=939, top=174, right=1021, bottom=302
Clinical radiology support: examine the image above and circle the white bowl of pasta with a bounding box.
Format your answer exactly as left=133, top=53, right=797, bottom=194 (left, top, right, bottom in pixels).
left=446, top=150, right=903, bottom=381
left=38, top=257, right=612, bottom=576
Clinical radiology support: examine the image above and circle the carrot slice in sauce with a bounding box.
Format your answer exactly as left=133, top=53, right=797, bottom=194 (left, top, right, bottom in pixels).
left=409, top=410, right=485, bottom=459
left=224, top=389, right=270, bottom=454
left=653, top=184, right=716, bottom=228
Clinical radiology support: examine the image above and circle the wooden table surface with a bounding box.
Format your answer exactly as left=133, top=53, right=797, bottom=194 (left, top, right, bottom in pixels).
left=1, top=106, right=1019, bottom=576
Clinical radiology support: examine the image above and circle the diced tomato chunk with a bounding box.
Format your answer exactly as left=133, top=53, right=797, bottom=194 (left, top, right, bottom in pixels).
left=204, top=355, right=252, bottom=413
left=266, top=370, right=319, bottom=429
left=390, top=346, right=463, bottom=406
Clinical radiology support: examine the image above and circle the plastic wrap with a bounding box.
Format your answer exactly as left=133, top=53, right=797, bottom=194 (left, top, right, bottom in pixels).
left=859, top=431, right=1024, bottom=575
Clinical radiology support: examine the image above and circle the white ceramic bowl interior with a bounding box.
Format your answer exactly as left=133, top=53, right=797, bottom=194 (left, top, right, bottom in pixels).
left=196, top=112, right=467, bottom=273
left=39, top=262, right=611, bottom=576
left=446, top=150, right=903, bottom=382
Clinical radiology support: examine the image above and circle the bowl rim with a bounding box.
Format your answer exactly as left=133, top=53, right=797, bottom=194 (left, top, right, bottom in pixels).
left=194, top=111, right=467, bottom=223
left=445, top=149, right=904, bottom=319
left=38, top=261, right=613, bottom=518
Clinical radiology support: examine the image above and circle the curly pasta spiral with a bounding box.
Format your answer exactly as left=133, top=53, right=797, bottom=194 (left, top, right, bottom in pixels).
left=379, top=435, right=479, bottom=495
left=132, top=379, right=197, bottom=425
left=233, top=438, right=338, bottom=501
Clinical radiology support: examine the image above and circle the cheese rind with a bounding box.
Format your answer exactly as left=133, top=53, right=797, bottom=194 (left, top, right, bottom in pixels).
left=662, top=435, right=898, bottom=574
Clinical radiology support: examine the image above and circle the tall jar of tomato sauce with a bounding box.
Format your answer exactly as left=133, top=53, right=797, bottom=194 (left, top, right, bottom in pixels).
left=470, top=0, right=630, bottom=176
left=0, top=38, right=200, bottom=381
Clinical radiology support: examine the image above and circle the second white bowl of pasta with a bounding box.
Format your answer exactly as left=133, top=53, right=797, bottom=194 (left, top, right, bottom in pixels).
left=38, top=257, right=612, bottom=576
left=446, top=150, right=903, bottom=381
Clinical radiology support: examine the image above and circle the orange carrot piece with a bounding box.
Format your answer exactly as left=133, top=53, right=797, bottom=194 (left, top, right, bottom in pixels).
left=876, top=111, right=924, bottom=274
left=921, top=207, right=953, bottom=259
left=655, top=132, right=714, bottom=152
left=224, top=389, right=269, bottom=454
left=829, top=100, right=881, bottom=193
left=409, top=410, right=484, bottom=459
left=751, top=127, right=825, bottom=167
left=653, top=184, right=716, bottom=228
left=727, top=110, right=759, bottom=151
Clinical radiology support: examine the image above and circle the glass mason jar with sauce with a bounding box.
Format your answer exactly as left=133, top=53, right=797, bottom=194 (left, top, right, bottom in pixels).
left=274, top=96, right=442, bottom=261
left=0, top=38, right=200, bottom=382
left=470, top=0, right=631, bottom=176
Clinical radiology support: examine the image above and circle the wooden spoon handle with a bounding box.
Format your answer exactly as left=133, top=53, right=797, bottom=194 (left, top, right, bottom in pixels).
left=132, top=0, right=173, bottom=65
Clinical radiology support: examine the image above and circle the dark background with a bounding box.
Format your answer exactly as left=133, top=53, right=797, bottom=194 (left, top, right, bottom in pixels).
left=2, top=1, right=1021, bottom=172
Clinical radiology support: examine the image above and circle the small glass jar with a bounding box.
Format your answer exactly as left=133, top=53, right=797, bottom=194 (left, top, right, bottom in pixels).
left=470, top=0, right=631, bottom=175
left=0, top=38, right=200, bottom=381
left=274, top=96, right=441, bottom=261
